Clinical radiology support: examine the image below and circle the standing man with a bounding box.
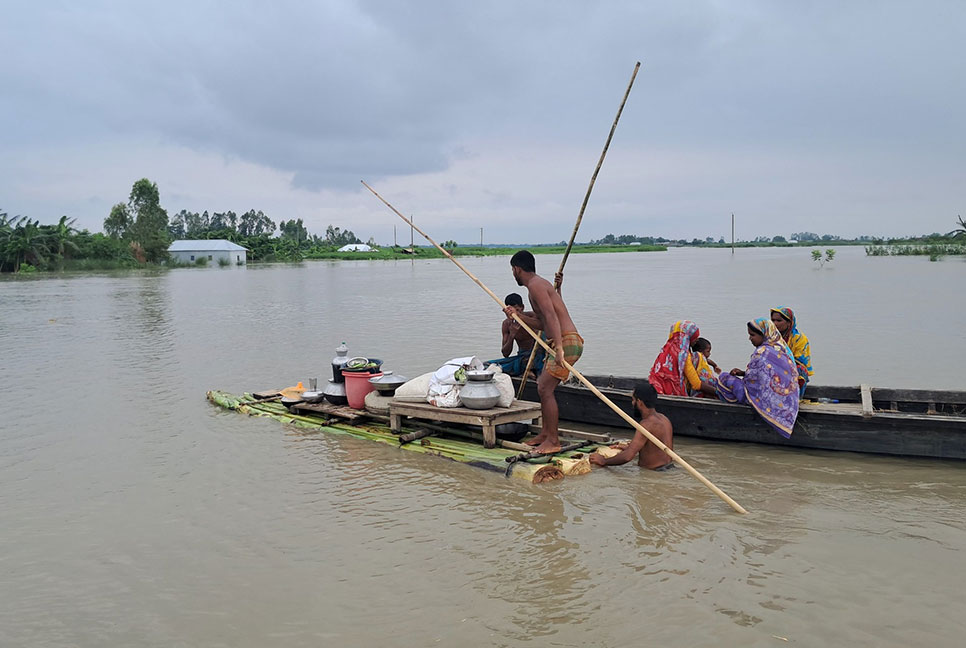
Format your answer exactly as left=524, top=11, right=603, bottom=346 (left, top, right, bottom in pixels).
left=503, top=250, right=583, bottom=454
left=589, top=381, right=674, bottom=470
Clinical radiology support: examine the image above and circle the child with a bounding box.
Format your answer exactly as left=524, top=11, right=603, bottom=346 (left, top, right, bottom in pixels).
left=689, top=337, right=719, bottom=398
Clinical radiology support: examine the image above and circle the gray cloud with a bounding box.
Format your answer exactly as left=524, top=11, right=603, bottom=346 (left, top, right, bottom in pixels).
left=1, top=1, right=963, bottom=239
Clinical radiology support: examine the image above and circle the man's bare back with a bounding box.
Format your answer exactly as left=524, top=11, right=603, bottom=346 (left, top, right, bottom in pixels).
left=636, top=410, right=673, bottom=470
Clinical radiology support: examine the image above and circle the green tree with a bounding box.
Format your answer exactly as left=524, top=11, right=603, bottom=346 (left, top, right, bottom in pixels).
left=43, top=216, right=80, bottom=269
left=104, top=202, right=131, bottom=239
left=239, top=209, right=275, bottom=237
left=125, top=178, right=169, bottom=262
left=5, top=217, right=51, bottom=272
left=168, top=210, right=188, bottom=239
left=280, top=218, right=309, bottom=245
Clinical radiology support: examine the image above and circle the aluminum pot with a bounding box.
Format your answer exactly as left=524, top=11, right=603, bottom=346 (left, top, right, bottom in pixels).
left=368, top=371, right=408, bottom=396
left=323, top=379, right=348, bottom=406
left=460, top=372, right=501, bottom=409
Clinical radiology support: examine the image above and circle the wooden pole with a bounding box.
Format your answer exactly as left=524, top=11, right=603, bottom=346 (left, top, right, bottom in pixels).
left=732, top=213, right=735, bottom=254
left=362, top=181, right=748, bottom=515
left=517, top=61, right=641, bottom=398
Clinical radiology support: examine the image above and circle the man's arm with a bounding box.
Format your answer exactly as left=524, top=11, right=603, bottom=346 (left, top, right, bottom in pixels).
left=590, top=430, right=647, bottom=466
left=501, top=320, right=514, bottom=357
left=502, top=306, right=541, bottom=330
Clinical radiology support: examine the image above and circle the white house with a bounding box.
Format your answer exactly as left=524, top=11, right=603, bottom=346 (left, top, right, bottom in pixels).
left=337, top=243, right=377, bottom=252
left=168, top=239, right=249, bottom=265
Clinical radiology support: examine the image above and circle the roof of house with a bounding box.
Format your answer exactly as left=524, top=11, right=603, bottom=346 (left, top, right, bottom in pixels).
left=168, top=239, right=249, bottom=252
left=337, top=243, right=377, bottom=252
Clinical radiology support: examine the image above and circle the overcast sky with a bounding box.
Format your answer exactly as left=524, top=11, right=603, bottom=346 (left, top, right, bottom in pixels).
left=2, top=1, right=963, bottom=244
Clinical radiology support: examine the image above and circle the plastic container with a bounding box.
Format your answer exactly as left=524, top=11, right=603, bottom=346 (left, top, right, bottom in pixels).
left=344, top=370, right=383, bottom=409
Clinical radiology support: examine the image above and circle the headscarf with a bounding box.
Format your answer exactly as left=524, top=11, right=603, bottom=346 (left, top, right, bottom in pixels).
left=750, top=317, right=797, bottom=369
left=770, top=306, right=799, bottom=340
left=770, top=306, right=813, bottom=378
left=717, top=317, right=801, bottom=437
left=648, top=320, right=700, bottom=396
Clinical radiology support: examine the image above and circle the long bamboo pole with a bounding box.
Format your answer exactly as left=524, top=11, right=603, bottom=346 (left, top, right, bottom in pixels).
left=361, top=181, right=748, bottom=514
left=516, top=61, right=641, bottom=399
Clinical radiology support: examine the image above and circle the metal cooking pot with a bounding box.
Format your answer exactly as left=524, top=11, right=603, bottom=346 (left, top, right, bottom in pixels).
left=369, top=371, right=409, bottom=396
left=323, top=379, right=348, bottom=406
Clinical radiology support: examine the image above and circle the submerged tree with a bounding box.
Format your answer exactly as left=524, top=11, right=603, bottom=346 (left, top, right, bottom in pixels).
left=948, top=215, right=966, bottom=240
left=811, top=248, right=836, bottom=268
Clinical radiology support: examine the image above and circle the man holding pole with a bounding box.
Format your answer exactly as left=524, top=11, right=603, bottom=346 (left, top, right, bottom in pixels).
left=504, top=250, right=583, bottom=454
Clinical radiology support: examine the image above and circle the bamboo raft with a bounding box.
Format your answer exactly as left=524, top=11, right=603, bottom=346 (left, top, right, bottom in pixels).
left=206, top=390, right=605, bottom=483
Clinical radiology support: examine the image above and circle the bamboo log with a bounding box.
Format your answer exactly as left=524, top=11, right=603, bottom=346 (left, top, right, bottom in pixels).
left=398, top=428, right=436, bottom=444
left=359, top=185, right=748, bottom=514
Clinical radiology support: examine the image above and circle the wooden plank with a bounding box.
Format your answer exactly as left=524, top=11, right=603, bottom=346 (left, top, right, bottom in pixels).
left=292, top=401, right=368, bottom=422
left=860, top=384, right=874, bottom=417
left=528, top=424, right=612, bottom=443
left=871, top=387, right=966, bottom=405
left=253, top=389, right=282, bottom=399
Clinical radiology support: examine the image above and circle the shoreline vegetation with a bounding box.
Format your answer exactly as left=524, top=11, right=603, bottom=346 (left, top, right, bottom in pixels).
left=3, top=178, right=965, bottom=274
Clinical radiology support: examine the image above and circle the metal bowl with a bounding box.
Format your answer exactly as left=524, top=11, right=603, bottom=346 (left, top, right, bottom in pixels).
left=300, top=390, right=325, bottom=403
left=465, top=370, right=495, bottom=382
left=341, top=357, right=384, bottom=374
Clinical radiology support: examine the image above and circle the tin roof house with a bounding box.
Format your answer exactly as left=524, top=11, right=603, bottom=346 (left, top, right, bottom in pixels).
left=168, top=240, right=249, bottom=265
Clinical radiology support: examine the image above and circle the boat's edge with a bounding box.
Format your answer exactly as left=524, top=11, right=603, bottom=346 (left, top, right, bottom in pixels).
left=511, top=377, right=966, bottom=460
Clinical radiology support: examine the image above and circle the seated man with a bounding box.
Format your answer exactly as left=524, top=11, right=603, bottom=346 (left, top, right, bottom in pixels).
left=590, top=381, right=674, bottom=471
left=486, top=293, right=544, bottom=377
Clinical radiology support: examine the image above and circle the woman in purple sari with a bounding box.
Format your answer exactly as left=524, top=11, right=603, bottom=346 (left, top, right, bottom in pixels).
left=716, top=317, right=800, bottom=438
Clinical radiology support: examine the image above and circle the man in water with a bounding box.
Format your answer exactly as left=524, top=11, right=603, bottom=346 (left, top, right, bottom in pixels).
left=590, top=381, right=674, bottom=470
left=503, top=250, right=583, bottom=454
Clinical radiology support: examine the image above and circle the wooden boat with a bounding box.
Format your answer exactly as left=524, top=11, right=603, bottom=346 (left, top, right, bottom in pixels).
left=206, top=390, right=604, bottom=483
left=513, top=376, right=966, bottom=460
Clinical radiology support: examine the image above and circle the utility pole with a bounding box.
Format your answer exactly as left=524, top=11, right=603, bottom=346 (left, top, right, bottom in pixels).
left=393, top=225, right=397, bottom=247
left=731, top=213, right=735, bottom=255
left=480, top=227, right=483, bottom=248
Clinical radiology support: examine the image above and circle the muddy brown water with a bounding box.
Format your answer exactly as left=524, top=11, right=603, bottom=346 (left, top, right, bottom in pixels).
left=2, top=247, right=964, bottom=646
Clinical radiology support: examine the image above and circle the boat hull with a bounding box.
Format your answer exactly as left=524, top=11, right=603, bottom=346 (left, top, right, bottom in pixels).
left=513, top=377, right=966, bottom=460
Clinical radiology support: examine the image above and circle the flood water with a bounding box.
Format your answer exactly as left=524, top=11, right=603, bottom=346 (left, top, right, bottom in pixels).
left=2, top=247, right=965, bottom=647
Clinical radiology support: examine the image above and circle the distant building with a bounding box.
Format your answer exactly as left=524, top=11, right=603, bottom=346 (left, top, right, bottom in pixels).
left=337, top=243, right=377, bottom=252
left=168, top=239, right=249, bottom=265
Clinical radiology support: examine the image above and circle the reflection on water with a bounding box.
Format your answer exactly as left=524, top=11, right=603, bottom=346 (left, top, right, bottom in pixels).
left=2, top=249, right=965, bottom=647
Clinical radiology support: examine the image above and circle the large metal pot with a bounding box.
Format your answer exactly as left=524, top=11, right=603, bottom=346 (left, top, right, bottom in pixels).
left=460, top=372, right=501, bottom=409
left=323, top=379, right=348, bottom=406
